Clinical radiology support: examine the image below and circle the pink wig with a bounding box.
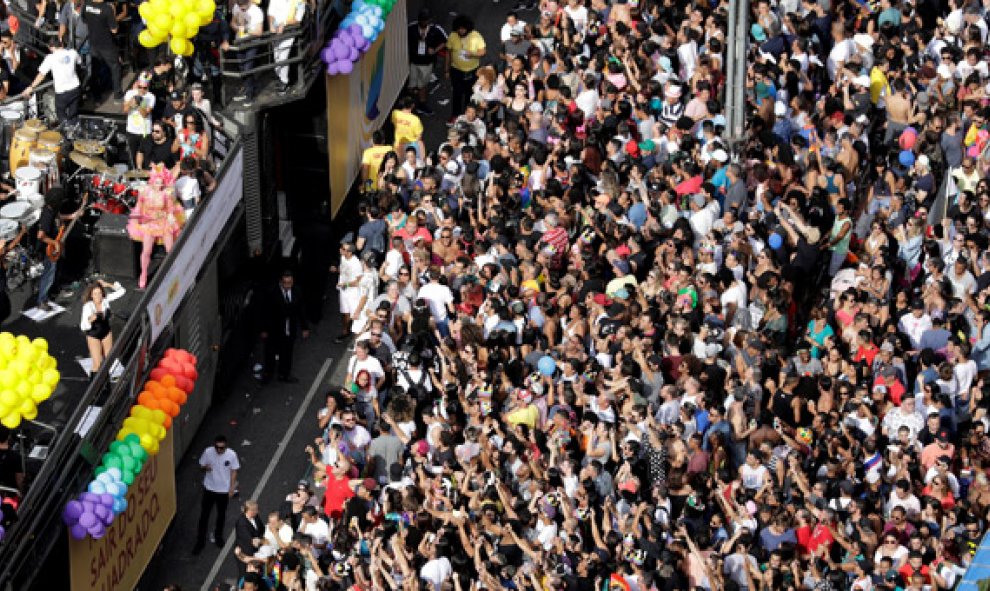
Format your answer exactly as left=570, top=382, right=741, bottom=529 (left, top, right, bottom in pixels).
left=149, top=163, right=175, bottom=187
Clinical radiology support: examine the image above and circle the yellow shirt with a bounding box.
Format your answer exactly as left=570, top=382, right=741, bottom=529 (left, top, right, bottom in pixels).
left=506, top=404, right=538, bottom=429
left=447, top=31, right=486, bottom=73
left=869, top=66, right=889, bottom=105
left=361, top=144, right=392, bottom=190
left=391, top=109, right=423, bottom=149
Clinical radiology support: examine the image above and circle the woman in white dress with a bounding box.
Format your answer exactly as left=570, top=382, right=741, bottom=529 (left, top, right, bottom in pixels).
left=336, top=243, right=363, bottom=341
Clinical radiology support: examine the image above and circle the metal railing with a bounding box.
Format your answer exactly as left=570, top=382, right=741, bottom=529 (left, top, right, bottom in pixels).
left=218, top=0, right=340, bottom=106
left=0, top=128, right=243, bottom=591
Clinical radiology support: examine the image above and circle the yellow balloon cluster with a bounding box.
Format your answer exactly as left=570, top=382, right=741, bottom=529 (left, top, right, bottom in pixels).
left=116, top=406, right=168, bottom=456
left=0, top=334, right=60, bottom=429
left=137, top=0, right=216, bottom=56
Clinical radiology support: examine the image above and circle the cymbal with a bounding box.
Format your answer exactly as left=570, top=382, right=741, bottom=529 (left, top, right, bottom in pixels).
left=73, top=139, right=105, bottom=155
left=123, top=169, right=149, bottom=180
left=94, top=162, right=114, bottom=175
left=69, top=151, right=101, bottom=170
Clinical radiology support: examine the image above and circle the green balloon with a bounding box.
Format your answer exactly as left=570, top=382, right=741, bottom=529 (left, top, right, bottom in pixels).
left=121, top=469, right=135, bottom=485
left=109, top=441, right=126, bottom=454
left=117, top=445, right=133, bottom=458
left=129, top=443, right=147, bottom=462
left=123, top=433, right=141, bottom=446
left=121, top=456, right=137, bottom=472
left=104, top=455, right=123, bottom=470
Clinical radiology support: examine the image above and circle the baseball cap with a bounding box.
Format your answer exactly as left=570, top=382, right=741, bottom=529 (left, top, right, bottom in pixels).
left=169, top=90, right=183, bottom=101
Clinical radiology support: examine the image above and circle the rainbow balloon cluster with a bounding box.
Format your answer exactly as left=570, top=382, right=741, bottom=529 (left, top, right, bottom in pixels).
left=136, top=0, right=217, bottom=56
left=63, top=349, right=198, bottom=540
left=0, top=334, right=60, bottom=429
left=319, top=0, right=395, bottom=76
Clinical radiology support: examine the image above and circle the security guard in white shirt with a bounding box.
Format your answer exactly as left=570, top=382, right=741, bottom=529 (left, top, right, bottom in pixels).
left=193, top=435, right=240, bottom=554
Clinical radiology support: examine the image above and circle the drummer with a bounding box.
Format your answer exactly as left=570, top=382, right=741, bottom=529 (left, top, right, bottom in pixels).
left=22, top=36, right=83, bottom=127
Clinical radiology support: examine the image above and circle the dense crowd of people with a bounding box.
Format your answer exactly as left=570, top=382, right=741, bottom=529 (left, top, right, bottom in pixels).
left=193, top=0, right=990, bottom=588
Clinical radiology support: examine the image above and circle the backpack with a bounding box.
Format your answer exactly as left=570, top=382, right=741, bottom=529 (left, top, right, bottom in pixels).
left=399, top=368, right=429, bottom=401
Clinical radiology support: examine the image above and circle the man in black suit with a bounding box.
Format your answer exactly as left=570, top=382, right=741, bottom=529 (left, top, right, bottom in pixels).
left=232, top=500, right=265, bottom=579
left=261, top=270, right=309, bottom=383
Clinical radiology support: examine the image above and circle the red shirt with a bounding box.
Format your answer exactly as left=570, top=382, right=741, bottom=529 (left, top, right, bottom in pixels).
left=322, top=473, right=354, bottom=519
left=898, top=563, right=931, bottom=585
left=796, top=524, right=834, bottom=556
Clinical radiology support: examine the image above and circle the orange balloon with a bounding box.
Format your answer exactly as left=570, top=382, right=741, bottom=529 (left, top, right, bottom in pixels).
left=160, top=374, right=177, bottom=388
left=150, top=367, right=169, bottom=382
left=137, top=391, right=157, bottom=407
left=166, top=387, right=187, bottom=405
left=161, top=399, right=180, bottom=417
left=145, top=380, right=165, bottom=395
left=160, top=413, right=172, bottom=429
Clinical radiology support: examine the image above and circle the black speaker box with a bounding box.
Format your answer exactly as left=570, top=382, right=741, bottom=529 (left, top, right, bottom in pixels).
left=94, top=214, right=138, bottom=279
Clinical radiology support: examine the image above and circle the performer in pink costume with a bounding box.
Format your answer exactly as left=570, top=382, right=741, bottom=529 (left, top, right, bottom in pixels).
left=127, top=164, right=185, bottom=289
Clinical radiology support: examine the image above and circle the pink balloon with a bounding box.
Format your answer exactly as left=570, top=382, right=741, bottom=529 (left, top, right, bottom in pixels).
left=339, top=60, right=353, bottom=74
left=899, top=132, right=917, bottom=151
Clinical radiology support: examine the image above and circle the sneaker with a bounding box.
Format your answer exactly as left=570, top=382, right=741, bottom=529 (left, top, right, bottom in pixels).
left=209, top=533, right=216, bottom=544
left=37, top=301, right=52, bottom=312
left=232, top=92, right=248, bottom=102
left=415, top=105, right=434, bottom=116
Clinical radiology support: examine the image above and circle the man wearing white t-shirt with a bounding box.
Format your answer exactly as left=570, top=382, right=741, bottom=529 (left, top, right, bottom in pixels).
left=122, top=74, right=155, bottom=168
left=193, top=435, right=240, bottom=554
left=417, top=270, right=454, bottom=336
left=23, top=37, right=82, bottom=126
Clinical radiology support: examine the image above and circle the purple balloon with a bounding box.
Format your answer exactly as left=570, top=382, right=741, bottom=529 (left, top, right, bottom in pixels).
left=70, top=523, right=88, bottom=540
left=327, top=61, right=340, bottom=76
left=347, top=47, right=359, bottom=61
left=0, top=525, right=5, bottom=542
left=333, top=43, right=348, bottom=59
left=348, top=23, right=363, bottom=37
left=320, top=47, right=334, bottom=64
left=340, top=32, right=356, bottom=47
left=64, top=500, right=84, bottom=522
left=79, top=492, right=101, bottom=504
left=93, top=504, right=109, bottom=521
left=100, top=493, right=115, bottom=507
left=78, top=512, right=97, bottom=528
left=89, top=522, right=106, bottom=539
left=339, top=60, right=354, bottom=74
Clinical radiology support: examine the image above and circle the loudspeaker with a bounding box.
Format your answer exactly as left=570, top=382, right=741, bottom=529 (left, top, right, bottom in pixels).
left=94, top=214, right=138, bottom=279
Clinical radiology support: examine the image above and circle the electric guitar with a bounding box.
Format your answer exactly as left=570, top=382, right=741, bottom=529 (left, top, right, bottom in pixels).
left=46, top=193, right=88, bottom=262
